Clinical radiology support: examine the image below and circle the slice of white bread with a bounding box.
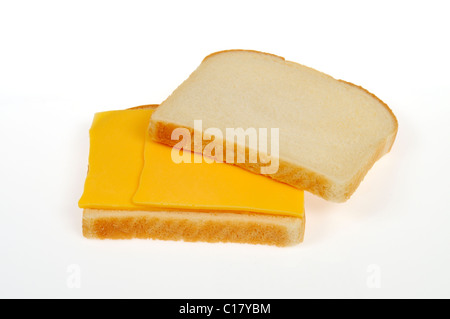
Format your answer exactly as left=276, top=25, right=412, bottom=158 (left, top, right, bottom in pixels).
left=83, top=209, right=304, bottom=246
left=149, top=50, right=398, bottom=202
left=80, top=105, right=305, bottom=246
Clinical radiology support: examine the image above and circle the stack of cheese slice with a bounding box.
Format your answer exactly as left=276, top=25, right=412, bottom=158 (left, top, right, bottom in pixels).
left=79, top=106, right=305, bottom=246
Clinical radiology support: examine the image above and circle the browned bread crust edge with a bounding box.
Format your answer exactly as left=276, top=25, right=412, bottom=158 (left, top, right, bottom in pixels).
left=83, top=209, right=305, bottom=246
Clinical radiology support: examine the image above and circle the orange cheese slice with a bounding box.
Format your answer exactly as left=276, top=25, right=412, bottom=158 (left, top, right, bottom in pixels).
left=79, top=109, right=151, bottom=210
left=79, top=109, right=304, bottom=218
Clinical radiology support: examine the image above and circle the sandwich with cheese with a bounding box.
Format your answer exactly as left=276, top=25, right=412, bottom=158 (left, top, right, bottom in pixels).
left=79, top=50, right=397, bottom=246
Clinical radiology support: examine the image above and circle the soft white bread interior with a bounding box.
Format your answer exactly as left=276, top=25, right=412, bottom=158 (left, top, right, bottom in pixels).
left=83, top=209, right=304, bottom=246
left=150, top=50, right=398, bottom=202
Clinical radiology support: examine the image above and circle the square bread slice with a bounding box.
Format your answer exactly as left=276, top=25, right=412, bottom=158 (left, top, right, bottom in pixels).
left=149, top=50, right=398, bottom=202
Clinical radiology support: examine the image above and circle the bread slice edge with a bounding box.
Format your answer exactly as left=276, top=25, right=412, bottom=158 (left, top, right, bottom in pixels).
left=83, top=209, right=305, bottom=247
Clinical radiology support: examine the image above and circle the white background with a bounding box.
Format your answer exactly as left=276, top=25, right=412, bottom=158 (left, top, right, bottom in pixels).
left=1, top=0, right=449, bottom=299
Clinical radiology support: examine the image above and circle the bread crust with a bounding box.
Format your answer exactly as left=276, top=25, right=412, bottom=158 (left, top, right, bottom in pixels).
left=150, top=50, right=398, bottom=202
left=127, top=104, right=159, bottom=110
left=203, top=49, right=285, bottom=62
left=83, top=209, right=304, bottom=246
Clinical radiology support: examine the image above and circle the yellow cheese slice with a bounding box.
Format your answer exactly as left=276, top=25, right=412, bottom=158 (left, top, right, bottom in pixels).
left=79, top=109, right=151, bottom=210
left=79, top=109, right=304, bottom=218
